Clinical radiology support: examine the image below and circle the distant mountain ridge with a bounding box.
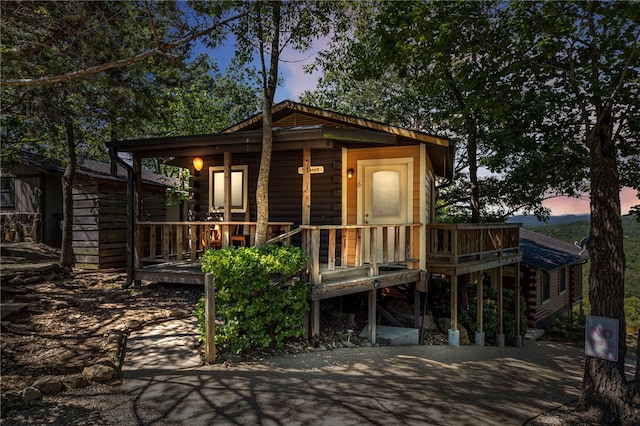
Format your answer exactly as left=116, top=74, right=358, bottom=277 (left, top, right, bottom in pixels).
left=507, top=214, right=590, bottom=227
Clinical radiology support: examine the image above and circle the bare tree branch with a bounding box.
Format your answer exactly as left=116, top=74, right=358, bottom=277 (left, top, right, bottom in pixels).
left=1, top=12, right=246, bottom=89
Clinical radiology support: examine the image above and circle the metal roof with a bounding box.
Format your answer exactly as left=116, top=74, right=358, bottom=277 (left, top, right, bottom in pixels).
left=106, top=100, right=454, bottom=179
left=519, top=228, right=588, bottom=272
left=14, top=151, right=176, bottom=188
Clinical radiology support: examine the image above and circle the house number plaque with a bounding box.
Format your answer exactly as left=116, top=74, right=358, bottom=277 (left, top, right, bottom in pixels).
left=297, top=166, right=324, bottom=174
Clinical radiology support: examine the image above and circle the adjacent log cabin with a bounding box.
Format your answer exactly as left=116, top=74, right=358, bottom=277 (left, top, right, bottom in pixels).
left=517, top=228, right=588, bottom=328
left=106, top=101, right=523, bottom=345
left=0, top=151, right=176, bottom=269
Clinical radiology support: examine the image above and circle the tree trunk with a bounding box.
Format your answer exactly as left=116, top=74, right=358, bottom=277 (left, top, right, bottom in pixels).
left=59, top=119, right=76, bottom=267
left=254, top=0, right=281, bottom=246
left=578, top=127, right=635, bottom=424
left=255, top=95, right=274, bottom=246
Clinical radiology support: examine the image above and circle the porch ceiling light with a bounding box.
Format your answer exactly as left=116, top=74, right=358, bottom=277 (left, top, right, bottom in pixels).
left=347, top=168, right=355, bottom=180
left=193, top=157, right=204, bottom=172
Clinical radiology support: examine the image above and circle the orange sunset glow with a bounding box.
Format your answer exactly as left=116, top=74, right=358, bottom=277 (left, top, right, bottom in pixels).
left=542, top=187, right=639, bottom=216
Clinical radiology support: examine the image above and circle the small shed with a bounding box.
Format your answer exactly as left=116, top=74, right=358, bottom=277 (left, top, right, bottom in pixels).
left=0, top=151, right=177, bottom=269
left=518, top=228, right=588, bottom=328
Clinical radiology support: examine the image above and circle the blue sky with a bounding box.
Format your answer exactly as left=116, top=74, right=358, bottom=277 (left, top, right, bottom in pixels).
left=193, top=34, right=326, bottom=103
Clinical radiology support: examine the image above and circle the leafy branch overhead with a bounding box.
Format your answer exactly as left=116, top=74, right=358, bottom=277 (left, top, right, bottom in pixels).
left=1, top=4, right=246, bottom=88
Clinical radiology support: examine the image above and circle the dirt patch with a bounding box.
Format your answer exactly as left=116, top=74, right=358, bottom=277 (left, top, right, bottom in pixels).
left=1, top=270, right=202, bottom=395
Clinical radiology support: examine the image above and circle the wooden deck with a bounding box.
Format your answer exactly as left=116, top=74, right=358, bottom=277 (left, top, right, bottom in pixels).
left=426, top=223, right=521, bottom=275
left=132, top=223, right=426, bottom=300
left=131, top=222, right=522, bottom=293
left=129, top=221, right=522, bottom=342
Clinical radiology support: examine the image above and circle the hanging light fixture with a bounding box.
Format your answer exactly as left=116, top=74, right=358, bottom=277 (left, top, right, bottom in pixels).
left=193, top=157, right=204, bottom=172
left=347, top=168, right=355, bottom=180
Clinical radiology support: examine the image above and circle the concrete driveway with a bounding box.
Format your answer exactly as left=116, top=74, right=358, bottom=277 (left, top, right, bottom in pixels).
left=117, top=318, right=627, bottom=426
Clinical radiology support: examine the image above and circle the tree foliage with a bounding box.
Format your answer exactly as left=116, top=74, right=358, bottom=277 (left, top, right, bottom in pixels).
left=1, top=1, right=207, bottom=265
left=305, top=1, right=639, bottom=421
left=304, top=1, right=558, bottom=222
left=192, top=0, right=338, bottom=244
left=500, top=3, right=639, bottom=422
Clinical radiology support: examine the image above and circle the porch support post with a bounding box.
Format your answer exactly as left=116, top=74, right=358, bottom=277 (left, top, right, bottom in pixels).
left=449, top=275, right=460, bottom=347
left=302, top=148, right=311, bottom=226
left=133, top=155, right=142, bottom=286
left=204, top=273, right=216, bottom=364
left=368, top=289, right=377, bottom=345
left=496, top=267, right=505, bottom=347
left=475, top=272, right=485, bottom=346
left=302, top=147, right=313, bottom=342
left=223, top=152, right=232, bottom=248
left=515, top=262, right=523, bottom=347
left=310, top=299, right=320, bottom=343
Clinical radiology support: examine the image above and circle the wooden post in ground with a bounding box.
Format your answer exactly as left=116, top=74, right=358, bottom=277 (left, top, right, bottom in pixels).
left=368, top=289, right=377, bottom=345
left=515, top=262, right=523, bottom=347
left=476, top=272, right=483, bottom=334
left=496, top=267, right=505, bottom=347
left=205, top=274, right=216, bottom=364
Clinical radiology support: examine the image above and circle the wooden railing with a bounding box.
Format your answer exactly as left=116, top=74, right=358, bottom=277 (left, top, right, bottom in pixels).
left=426, top=223, right=520, bottom=265
left=297, top=224, right=422, bottom=286
left=135, top=221, right=293, bottom=263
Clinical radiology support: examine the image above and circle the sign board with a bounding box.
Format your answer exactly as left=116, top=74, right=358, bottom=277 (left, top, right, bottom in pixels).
left=297, top=166, right=324, bottom=174
left=585, top=315, right=619, bottom=362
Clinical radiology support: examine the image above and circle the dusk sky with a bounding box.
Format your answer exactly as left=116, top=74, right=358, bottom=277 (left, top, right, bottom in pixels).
left=543, top=187, right=639, bottom=216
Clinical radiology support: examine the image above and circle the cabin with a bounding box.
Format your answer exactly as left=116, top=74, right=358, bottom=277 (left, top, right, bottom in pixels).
left=106, top=101, right=523, bottom=345
left=517, top=228, right=588, bottom=328
left=0, top=151, right=177, bottom=269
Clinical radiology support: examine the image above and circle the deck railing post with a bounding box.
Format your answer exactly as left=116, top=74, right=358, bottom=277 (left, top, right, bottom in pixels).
left=355, top=228, right=362, bottom=267
left=310, top=228, right=321, bottom=285
left=404, top=225, right=410, bottom=262
left=190, top=224, right=197, bottom=261
left=150, top=224, right=157, bottom=260
left=176, top=224, right=183, bottom=261
left=393, top=226, right=398, bottom=263
left=382, top=226, right=389, bottom=264
left=205, top=273, right=216, bottom=364
left=162, top=224, right=170, bottom=260
left=369, top=227, right=378, bottom=276
left=341, top=229, right=348, bottom=269
left=451, top=226, right=458, bottom=264
left=328, top=228, right=336, bottom=271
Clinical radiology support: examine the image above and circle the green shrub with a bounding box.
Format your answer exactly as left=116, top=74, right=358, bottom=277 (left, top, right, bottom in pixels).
left=625, top=296, right=640, bottom=329
left=193, top=245, right=309, bottom=355
left=579, top=295, right=639, bottom=329
left=545, top=306, right=586, bottom=343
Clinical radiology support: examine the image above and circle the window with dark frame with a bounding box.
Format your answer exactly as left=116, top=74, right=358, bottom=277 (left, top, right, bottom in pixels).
left=208, top=166, right=248, bottom=213
left=560, top=267, right=566, bottom=293
left=1, top=177, right=15, bottom=208
left=542, top=271, right=551, bottom=302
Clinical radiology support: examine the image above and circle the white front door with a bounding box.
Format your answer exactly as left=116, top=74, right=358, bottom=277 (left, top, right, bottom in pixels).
left=357, top=158, right=413, bottom=263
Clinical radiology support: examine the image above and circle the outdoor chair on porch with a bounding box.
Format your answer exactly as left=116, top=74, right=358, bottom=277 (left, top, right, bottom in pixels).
left=231, top=224, right=246, bottom=247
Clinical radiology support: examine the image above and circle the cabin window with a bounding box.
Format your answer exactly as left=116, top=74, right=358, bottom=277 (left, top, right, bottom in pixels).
left=542, top=271, right=551, bottom=302
left=559, top=267, right=566, bottom=294
left=208, top=166, right=248, bottom=213
left=0, top=177, right=15, bottom=208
